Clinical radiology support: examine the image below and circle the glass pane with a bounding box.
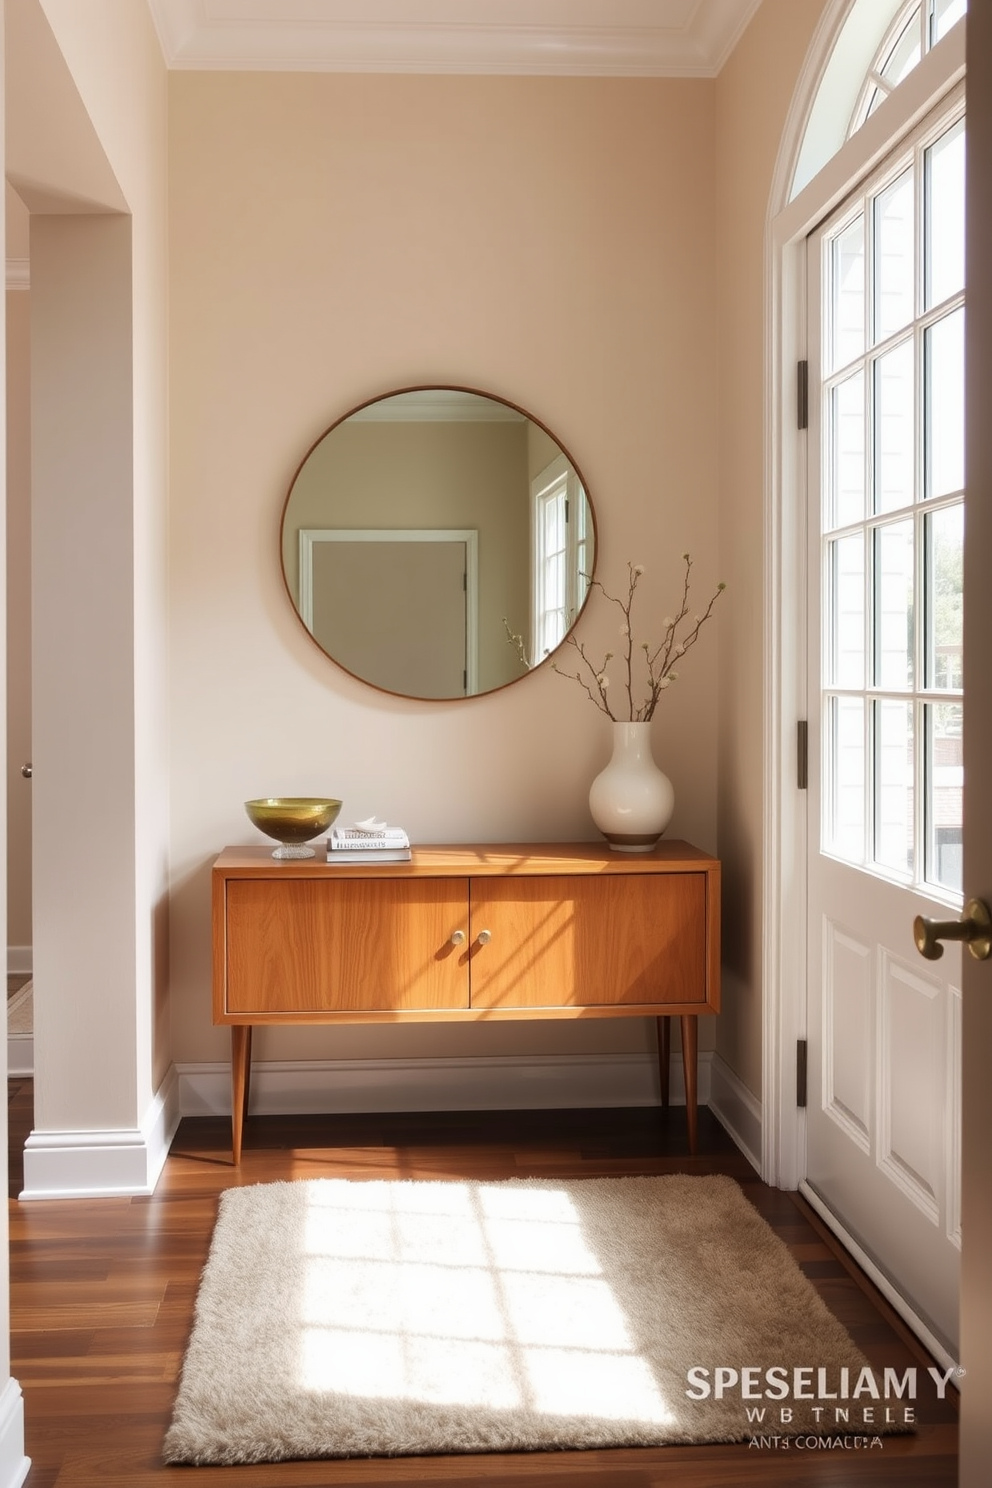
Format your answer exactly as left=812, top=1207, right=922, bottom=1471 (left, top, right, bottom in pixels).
left=829, top=371, right=865, bottom=526
left=866, top=86, right=886, bottom=121
left=827, top=533, right=865, bottom=688
left=926, top=307, right=964, bottom=497
left=926, top=701, right=963, bottom=892
left=874, top=699, right=914, bottom=875
left=874, top=170, right=915, bottom=342
left=874, top=519, right=914, bottom=690
left=826, top=695, right=865, bottom=862
left=881, top=13, right=922, bottom=86
left=874, top=339, right=915, bottom=513
left=931, top=0, right=967, bottom=46
left=926, top=120, right=965, bottom=307
left=926, top=503, right=963, bottom=689
left=831, top=216, right=865, bottom=370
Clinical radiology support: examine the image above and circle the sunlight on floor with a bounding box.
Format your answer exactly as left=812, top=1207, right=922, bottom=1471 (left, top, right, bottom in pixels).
left=297, top=1180, right=674, bottom=1423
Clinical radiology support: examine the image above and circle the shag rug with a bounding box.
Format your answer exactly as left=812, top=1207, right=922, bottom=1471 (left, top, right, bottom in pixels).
left=164, top=1174, right=888, bottom=1466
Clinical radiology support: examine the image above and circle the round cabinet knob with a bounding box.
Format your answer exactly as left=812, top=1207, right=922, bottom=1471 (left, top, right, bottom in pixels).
left=477, top=929, right=492, bottom=946
left=450, top=929, right=466, bottom=946
left=21, top=763, right=32, bottom=779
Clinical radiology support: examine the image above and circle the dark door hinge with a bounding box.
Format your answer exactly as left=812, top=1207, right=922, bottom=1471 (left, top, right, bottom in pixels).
left=797, top=1039, right=808, bottom=1108
left=797, top=720, right=808, bottom=790
left=798, top=359, right=809, bottom=431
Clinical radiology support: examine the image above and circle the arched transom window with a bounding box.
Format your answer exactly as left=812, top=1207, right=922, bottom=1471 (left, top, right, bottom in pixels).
left=850, top=0, right=967, bottom=137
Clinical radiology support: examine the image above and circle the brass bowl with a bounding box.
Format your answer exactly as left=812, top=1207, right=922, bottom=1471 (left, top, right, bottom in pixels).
left=244, top=797, right=343, bottom=859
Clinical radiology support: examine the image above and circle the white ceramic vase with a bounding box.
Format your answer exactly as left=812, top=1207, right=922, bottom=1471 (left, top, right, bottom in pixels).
left=588, top=720, right=674, bottom=851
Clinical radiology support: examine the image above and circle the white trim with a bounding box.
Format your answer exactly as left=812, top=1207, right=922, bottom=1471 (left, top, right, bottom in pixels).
left=763, top=6, right=965, bottom=1193
left=4, top=259, right=29, bottom=292
left=19, top=1066, right=181, bottom=1200
left=6, top=1035, right=32, bottom=1079
left=0, top=1380, right=29, bottom=1488
left=5, top=949, right=31, bottom=976
left=298, top=526, right=480, bottom=695
left=177, top=1050, right=714, bottom=1119
left=800, top=1180, right=957, bottom=1371
left=707, top=1053, right=763, bottom=1174
left=146, top=0, right=763, bottom=79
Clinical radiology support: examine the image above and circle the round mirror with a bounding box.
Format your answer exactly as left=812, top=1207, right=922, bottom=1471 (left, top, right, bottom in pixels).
left=280, top=387, right=596, bottom=700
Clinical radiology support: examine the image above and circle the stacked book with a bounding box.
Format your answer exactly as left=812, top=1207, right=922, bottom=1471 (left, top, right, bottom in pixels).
left=327, top=824, right=412, bottom=864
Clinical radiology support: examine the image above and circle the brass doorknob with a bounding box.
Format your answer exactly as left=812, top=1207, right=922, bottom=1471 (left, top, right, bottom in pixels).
left=914, top=898, right=992, bottom=961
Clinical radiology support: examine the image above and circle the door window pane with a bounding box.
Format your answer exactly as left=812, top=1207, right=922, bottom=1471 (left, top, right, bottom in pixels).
left=819, top=94, right=964, bottom=899
left=874, top=699, right=914, bottom=875
left=931, top=0, right=967, bottom=46
left=829, top=371, right=865, bottom=527
left=926, top=702, right=963, bottom=892
left=831, top=215, right=865, bottom=371
left=926, top=307, right=964, bottom=498
left=874, top=339, right=915, bottom=513
left=827, top=533, right=865, bottom=688
left=826, top=696, right=865, bottom=862
left=874, top=519, right=914, bottom=690
left=874, top=170, right=915, bottom=342
left=926, top=503, right=963, bottom=689
left=926, top=120, right=965, bottom=307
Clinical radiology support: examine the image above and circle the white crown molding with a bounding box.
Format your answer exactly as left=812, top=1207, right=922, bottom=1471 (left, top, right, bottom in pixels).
left=146, top=0, right=762, bottom=77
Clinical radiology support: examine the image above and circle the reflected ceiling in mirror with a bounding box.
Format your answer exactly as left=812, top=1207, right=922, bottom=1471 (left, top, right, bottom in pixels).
left=280, top=387, right=596, bottom=700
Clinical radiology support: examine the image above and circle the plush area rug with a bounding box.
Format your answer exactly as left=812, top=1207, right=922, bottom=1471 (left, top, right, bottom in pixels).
left=164, top=1174, right=887, bottom=1465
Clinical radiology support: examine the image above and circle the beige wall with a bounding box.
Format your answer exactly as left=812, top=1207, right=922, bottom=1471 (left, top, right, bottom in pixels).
left=714, top=0, right=827, bottom=1098
left=168, top=72, right=723, bottom=1068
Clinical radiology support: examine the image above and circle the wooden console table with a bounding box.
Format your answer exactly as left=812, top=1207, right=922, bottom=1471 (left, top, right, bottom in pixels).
left=212, top=841, right=721, bottom=1162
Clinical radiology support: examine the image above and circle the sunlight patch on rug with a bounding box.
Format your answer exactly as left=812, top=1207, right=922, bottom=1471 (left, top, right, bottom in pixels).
left=295, top=1181, right=673, bottom=1424
left=164, top=1173, right=897, bottom=1466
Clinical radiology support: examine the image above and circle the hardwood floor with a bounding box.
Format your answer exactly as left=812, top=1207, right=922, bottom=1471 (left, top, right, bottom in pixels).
left=7, top=1085, right=957, bottom=1486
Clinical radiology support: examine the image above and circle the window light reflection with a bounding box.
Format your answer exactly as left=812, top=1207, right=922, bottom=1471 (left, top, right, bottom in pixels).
left=296, top=1180, right=674, bottom=1425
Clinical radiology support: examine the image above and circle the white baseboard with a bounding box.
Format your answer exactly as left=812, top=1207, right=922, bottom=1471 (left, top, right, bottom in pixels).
left=7, top=1036, right=32, bottom=1078
left=707, top=1052, right=763, bottom=1174
left=19, top=1065, right=182, bottom=1200
left=177, top=1050, right=715, bottom=1118
left=0, top=1379, right=29, bottom=1488
left=5, top=949, right=31, bottom=977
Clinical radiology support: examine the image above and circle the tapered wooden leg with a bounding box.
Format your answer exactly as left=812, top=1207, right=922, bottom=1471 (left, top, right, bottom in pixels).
left=656, top=1016, right=671, bottom=1108
left=231, top=1025, right=253, bottom=1165
left=680, top=1014, right=698, bottom=1155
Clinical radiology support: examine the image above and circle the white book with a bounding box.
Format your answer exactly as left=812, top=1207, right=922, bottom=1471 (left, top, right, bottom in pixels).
left=326, top=846, right=412, bottom=864
left=330, top=827, right=410, bottom=850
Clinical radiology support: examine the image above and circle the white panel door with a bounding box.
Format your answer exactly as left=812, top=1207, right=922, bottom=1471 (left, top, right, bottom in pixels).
left=806, top=93, right=965, bottom=1359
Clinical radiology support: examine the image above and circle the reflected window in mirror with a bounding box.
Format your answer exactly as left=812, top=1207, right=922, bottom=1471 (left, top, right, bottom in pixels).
left=280, top=387, right=596, bottom=700
left=533, top=454, right=591, bottom=662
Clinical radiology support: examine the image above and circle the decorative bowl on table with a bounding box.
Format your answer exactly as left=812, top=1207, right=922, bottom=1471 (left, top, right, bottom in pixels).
left=244, top=797, right=343, bottom=859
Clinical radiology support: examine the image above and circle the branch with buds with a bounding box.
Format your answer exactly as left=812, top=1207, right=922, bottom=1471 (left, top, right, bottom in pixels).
left=551, top=555, right=725, bottom=722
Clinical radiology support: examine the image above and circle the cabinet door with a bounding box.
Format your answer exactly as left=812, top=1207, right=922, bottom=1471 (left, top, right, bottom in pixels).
left=224, top=879, right=470, bottom=1015
left=468, top=873, right=707, bottom=1009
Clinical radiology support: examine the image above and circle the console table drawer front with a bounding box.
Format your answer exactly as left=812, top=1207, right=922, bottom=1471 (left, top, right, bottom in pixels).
left=224, top=879, right=470, bottom=1014
left=468, top=873, right=707, bottom=1009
